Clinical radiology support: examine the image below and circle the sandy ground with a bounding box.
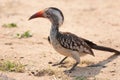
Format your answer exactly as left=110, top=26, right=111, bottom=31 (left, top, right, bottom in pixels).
left=0, top=0, right=120, bottom=80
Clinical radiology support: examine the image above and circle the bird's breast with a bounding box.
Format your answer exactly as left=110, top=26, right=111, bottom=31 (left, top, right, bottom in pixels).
left=50, top=36, right=72, bottom=57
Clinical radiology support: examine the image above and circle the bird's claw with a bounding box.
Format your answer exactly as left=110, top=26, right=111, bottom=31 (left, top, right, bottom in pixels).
left=52, top=62, right=65, bottom=66
left=64, top=68, right=75, bottom=73
left=52, top=63, right=60, bottom=66
left=64, top=70, right=72, bottom=73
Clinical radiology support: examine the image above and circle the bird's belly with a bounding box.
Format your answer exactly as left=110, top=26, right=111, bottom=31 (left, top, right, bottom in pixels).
left=51, top=41, right=72, bottom=57
left=50, top=40, right=87, bottom=57
left=52, top=43, right=87, bottom=57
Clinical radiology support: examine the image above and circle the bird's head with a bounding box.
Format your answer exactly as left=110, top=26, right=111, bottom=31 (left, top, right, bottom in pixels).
left=29, top=7, right=64, bottom=26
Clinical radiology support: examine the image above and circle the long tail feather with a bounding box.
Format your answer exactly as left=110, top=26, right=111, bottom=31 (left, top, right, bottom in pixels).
left=83, top=39, right=120, bottom=54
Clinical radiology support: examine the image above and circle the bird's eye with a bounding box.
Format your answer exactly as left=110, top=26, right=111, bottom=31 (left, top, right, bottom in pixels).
left=47, top=15, right=51, bottom=18
left=46, top=12, right=51, bottom=18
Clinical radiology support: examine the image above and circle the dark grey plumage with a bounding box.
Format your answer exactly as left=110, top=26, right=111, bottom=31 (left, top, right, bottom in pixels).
left=56, top=32, right=94, bottom=56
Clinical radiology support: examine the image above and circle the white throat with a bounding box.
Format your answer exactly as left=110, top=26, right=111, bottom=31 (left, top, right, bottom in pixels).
left=50, top=24, right=58, bottom=43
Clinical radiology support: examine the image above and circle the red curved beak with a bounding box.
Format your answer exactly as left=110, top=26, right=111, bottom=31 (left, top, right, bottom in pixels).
left=29, top=10, right=44, bottom=20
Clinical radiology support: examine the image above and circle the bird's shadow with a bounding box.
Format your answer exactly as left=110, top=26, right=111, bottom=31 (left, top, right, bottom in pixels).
left=64, top=53, right=119, bottom=78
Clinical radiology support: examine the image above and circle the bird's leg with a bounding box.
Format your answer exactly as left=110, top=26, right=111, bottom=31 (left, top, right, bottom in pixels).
left=66, top=52, right=80, bottom=73
left=59, top=56, right=68, bottom=64
left=68, top=62, right=79, bottom=73
left=52, top=57, right=68, bottom=66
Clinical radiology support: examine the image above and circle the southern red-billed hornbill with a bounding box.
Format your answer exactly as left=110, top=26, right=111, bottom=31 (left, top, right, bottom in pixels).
left=29, top=7, right=120, bottom=73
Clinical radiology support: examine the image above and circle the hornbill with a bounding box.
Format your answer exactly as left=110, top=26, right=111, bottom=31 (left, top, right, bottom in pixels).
left=29, top=7, right=120, bottom=73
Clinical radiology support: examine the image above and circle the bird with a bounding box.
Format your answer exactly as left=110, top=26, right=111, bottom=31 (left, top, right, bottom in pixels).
left=29, top=7, right=120, bottom=73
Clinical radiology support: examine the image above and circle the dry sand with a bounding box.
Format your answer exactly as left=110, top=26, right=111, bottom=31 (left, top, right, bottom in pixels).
left=0, top=0, right=120, bottom=80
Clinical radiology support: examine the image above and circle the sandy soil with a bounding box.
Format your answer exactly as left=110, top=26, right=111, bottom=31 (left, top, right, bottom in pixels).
left=0, top=0, right=120, bottom=80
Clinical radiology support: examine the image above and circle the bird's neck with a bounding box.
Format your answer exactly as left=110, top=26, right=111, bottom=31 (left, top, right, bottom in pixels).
left=50, top=24, right=59, bottom=40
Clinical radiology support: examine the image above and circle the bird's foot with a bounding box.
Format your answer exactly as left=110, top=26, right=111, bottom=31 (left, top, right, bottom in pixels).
left=52, top=62, right=66, bottom=66
left=64, top=70, right=72, bottom=73
left=52, top=63, right=62, bottom=66
left=64, top=68, right=75, bottom=73
left=49, top=62, right=65, bottom=66
left=48, top=61, right=63, bottom=66
left=64, top=62, right=78, bottom=73
left=52, top=57, right=68, bottom=66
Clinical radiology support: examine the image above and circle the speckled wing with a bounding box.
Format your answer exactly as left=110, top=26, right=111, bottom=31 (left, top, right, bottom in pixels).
left=56, top=32, right=95, bottom=56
